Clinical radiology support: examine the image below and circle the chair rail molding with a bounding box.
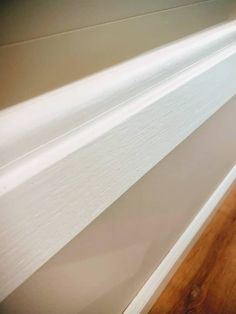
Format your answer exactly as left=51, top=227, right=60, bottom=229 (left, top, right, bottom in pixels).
left=1, top=21, right=236, bottom=301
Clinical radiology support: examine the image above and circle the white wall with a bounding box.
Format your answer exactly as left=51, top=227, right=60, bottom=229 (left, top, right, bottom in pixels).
left=0, top=0, right=210, bottom=45
left=1, top=96, right=236, bottom=314
left=0, top=0, right=234, bottom=109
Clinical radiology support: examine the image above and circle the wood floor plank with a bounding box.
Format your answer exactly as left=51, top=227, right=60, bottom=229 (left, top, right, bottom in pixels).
left=150, top=184, right=236, bottom=314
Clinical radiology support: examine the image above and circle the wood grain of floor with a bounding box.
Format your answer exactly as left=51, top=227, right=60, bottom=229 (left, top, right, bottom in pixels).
left=150, top=184, right=236, bottom=314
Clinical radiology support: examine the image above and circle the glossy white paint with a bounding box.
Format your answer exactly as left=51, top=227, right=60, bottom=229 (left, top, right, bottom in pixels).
left=2, top=20, right=236, bottom=172
left=1, top=20, right=236, bottom=301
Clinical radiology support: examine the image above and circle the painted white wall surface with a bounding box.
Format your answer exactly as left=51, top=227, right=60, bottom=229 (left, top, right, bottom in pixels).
left=0, top=0, right=234, bottom=109
left=0, top=0, right=212, bottom=45
left=1, top=96, right=236, bottom=314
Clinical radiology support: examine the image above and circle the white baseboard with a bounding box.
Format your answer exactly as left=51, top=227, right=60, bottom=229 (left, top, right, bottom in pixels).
left=124, top=165, right=236, bottom=314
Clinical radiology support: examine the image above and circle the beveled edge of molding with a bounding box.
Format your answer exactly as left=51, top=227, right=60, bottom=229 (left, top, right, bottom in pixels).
left=1, top=21, right=236, bottom=168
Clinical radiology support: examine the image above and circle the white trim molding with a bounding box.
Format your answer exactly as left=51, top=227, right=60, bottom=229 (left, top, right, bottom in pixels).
left=124, top=165, right=236, bottom=314
left=1, top=21, right=236, bottom=301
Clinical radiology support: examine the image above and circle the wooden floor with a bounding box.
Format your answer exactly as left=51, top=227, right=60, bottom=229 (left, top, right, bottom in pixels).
left=150, top=184, right=236, bottom=314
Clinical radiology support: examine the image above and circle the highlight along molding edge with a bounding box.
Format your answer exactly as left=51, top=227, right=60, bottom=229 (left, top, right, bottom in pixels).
left=124, top=165, right=236, bottom=314
left=0, top=21, right=236, bottom=301
left=1, top=21, right=236, bottom=168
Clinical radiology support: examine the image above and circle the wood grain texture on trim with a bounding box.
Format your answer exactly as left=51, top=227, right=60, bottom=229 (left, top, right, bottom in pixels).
left=150, top=184, right=236, bottom=314
left=0, top=21, right=236, bottom=301
left=124, top=166, right=236, bottom=314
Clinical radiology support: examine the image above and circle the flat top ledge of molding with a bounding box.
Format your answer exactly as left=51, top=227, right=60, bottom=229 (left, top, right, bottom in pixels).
left=1, top=21, right=236, bottom=170
left=0, top=20, right=236, bottom=301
